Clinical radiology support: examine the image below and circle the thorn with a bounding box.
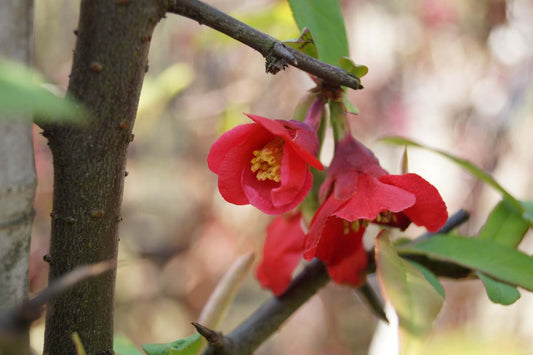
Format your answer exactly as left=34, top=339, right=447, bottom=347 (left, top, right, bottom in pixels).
left=191, top=322, right=224, bottom=346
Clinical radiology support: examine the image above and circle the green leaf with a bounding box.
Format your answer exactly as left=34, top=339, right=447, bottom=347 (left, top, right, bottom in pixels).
left=521, top=200, right=533, bottom=225
left=477, top=200, right=529, bottom=248
left=342, top=93, right=359, bottom=114
left=339, top=57, right=368, bottom=78
left=376, top=232, right=444, bottom=347
left=379, top=136, right=523, bottom=212
left=477, top=272, right=521, bottom=305
left=142, top=334, right=201, bottom=355
left=114, top=335, right=144, bottom=355
left=288, top=0, right=349, bottom=66
left=398, top=235, right=533, bottom=292
left=283, top=27, right=318, bottom=59
left=0, top=60, right=83, bottom=121
left=406, top=260, right=445, bottom=298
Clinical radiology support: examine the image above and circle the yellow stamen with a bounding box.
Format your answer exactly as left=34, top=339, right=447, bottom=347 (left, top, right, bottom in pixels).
left=250, top=138, right=284, bottom=182
left=352, top=220, right=360, bottom=232
left=375, top=211, right=394, bottom=224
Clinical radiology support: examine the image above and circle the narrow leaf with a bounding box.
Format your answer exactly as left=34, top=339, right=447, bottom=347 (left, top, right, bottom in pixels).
left=478, top=200, right=529, bottom=248
left=398, top=235, right=533, bottom=291
left=197, top=253, right=254, bottom=329
left=288, top=0, right=349, bottom=66
left=376, top=231, right=443, bottom=354
left=71, top=332, right=87, bottom=355
left=283, top=27, right=318, bottom=59
left=379, top=136, right=523, bottom=212
left=114, top=335, right=144, bottom=355
left=477, top=272, right=521, bottom=305
left=142, top=334, right=201, bottom=355
left=0, top=60, right=83, bottom=121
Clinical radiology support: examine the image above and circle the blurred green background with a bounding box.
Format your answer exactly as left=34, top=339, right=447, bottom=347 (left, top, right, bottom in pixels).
left=29, top=0, right=533, bottom=354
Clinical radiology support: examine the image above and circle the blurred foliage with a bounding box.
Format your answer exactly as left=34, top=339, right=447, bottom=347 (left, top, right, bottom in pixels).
left=0, top=59, right=83, bottom=121
left=376, top=232, right=443, bottom=354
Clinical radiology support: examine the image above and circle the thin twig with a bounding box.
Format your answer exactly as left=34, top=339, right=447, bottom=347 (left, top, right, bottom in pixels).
left=406, top=209, right=470, bottom=246
left=0, top=261, right=115, bottom=335
left=166, top=0, right=362, bottom=90
left=201, top=210, right=471, bottom=354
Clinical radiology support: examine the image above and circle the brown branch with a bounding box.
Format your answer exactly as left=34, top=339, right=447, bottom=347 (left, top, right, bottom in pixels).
left=200, top=210, right=471, bottom=354
left=166, top=0, right=362, bottom=90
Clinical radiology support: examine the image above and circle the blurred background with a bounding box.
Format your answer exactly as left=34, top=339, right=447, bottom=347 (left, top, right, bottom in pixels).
left=29, top=0, right=533, bottom=353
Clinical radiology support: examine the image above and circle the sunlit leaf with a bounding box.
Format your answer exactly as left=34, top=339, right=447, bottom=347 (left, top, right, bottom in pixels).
left=114, top=335, right=144, bottom=355
left=376, top=232, right=443, bottom=354
left=288, top=0, right=349, bottom=66
left=398, top=235, right=533, bottom=291
left=477, top=272, right=520, bottom=305
left=283, top=27, right=318, bottom=59
left=142, top=334, right=201, bottom=355
left=379, top=136, right=523, bottom=212
left=137, top=62, right=194, bottom=119
left=478, top=200, right=529, bottom=248
left=339, top=57, right=368, bottom=78
left=0, top=60, right=83, bottom=121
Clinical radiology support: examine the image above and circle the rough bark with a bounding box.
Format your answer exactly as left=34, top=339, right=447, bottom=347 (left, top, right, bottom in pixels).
left=0, top=0, right=35, bottom=353
left=42, top=1, right=166, bottom=353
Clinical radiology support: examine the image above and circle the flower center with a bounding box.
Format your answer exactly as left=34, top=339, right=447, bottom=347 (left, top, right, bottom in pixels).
left=375, top=211, right=397, bottom=224
left=342, top=219, right=369, bottom=234
left=250, top=138, right=284, bottom=182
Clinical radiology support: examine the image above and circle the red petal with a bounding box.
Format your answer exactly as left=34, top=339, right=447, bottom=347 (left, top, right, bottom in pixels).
left=335, top=174, right=416, bottom=221
left=333, top=170, right=358, bottom=200
left=379, top=174, right=448, bottom=232
left=207, top=123, right=258, bottom=173
left=245, top=114, right=323, bottom=171
left=211, top=125, right=273, bottom=205
left=304, top=195, right=346, bottom=260
left=314, top=217, right=368, bottom=286
left=256, top=214, right=305, bottom=295
left=271, top=144, right=309, bottom=207
left=328, top=135, right=387, bottom=178
left=241, top=170, right=281, bottom=213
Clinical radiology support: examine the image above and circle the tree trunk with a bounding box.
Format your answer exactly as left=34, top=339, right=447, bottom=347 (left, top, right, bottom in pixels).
left=43, top=1, right=165, bottom=353
left=0, top=0, right=35, bottom=353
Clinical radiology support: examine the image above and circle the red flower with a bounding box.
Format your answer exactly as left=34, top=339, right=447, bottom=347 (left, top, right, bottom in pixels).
left=207, top=114, right=323, bottom=215
left=256, top=211, right=368, bottom=294
left=303, top=135, right=448, bottom=285
left=256, top=213, right=305, bottom=295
